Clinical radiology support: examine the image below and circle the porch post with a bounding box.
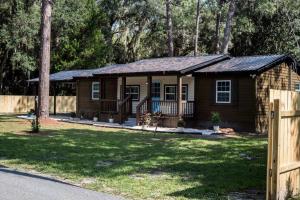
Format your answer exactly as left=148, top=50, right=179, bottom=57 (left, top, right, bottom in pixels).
left=147, top=75, right=152, bottom=113
left=99, top=78, right=102, bottom=113
left=76, top=80, right=79, bottom=116
left=53, top=82, right=57, bottom=115
left=177, top=75, right=183, bottom=119
left=121, top=76, right=126, bottom=100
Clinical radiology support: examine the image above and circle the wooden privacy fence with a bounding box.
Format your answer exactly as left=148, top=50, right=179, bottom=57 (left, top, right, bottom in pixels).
left=0, top=95, right=76, bottom=114
left=267, top=89, right=300, bottom=199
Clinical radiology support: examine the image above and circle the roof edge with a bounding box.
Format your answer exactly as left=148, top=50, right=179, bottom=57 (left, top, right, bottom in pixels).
left=180, top=55, right=230, bottom=74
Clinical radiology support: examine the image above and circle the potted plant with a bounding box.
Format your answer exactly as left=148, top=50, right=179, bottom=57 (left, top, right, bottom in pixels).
left=80, top=112, right=85, bottom=120
left=211, top=112, right=221, bottom=132
left=70, top=112, right=76, bottom=119
left=27, top=109, right=35, bottom=117
left=177, top=119, right=185, bottom=133
left=93, top=112, right=98, bottom=122
left=108, top=112, right=114, bottom=123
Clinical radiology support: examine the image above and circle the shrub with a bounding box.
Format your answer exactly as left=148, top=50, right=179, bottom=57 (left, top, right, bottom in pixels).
left=27, top=109, right=35, bottom=116
left=140, top=111, right=152, bottom=126
left=70, top=112, right=76, bottom=118
left=211, top=112, right=221, bottom=125
left=177, top=119, right=185, bottom=127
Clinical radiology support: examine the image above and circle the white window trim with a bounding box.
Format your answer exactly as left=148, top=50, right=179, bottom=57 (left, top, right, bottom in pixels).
left=164, top=85, right=188, bottom=101
left=295, top=82, right=300, bottom=92
left=216, top=80, right=231, bottom=104
left=92, top=82, right=100, bottom=100
left=165, top=85, right=177, bottom=101
left=125, top=85, right=140, bottom=101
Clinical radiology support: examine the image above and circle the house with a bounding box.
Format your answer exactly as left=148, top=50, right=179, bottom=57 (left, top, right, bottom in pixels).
left=29, top=54, right=299, bottom=133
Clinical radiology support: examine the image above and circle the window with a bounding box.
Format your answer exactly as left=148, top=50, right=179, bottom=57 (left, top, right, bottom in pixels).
left=92, top=82, right=100, bottom=100
left=216, top=80, right=231, bottom=103
left=165, top=85, right=177, bottom=101
left=126, top=85, right=140, bottom=101
left=295, top=82, right=300, bottom=92
left=164, top=85, right=188, bottom=101
left=182, top=85, right=188, bottom=101
left=151, top=82, right=161, bottom=99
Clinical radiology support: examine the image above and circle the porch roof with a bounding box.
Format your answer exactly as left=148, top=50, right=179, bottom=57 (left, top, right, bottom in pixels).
left=194, top=55, right=298, bottom=74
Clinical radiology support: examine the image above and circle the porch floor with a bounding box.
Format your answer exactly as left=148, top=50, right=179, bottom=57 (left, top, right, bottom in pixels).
left=17, top=115, right=215, bottom=135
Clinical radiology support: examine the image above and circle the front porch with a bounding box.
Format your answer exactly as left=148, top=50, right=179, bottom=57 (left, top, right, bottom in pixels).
left=93, top=75, right=195, bottom=127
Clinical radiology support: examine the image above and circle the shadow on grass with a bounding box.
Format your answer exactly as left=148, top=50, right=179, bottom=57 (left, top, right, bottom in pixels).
left=0, top=123, right=267, bottom=199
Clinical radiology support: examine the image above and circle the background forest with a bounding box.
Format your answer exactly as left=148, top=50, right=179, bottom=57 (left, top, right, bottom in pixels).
left=0, top=0, right=300, bottom=94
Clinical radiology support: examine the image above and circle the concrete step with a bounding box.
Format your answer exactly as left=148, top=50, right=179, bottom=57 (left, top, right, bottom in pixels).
left=123, top=118, right=136, bottom=127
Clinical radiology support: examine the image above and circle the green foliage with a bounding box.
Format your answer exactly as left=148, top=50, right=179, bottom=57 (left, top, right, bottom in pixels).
left=211, top=112, right=221, bottom=125
left=177, top=119, right=186, bottom=127
left=1, top=0, right=300, bottom=94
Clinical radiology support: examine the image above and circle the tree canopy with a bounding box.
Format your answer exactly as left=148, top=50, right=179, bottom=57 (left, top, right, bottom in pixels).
left=0, top=0, right=299, bottom=94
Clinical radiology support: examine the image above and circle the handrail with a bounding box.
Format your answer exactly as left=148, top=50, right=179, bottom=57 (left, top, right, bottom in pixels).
left=136, top=96, right=149, bottom=111
left=136, top=96, right=149, bottom=125
left=118, top=95, right=131, bottom=107
left=118, top=95, right=131, bottom=124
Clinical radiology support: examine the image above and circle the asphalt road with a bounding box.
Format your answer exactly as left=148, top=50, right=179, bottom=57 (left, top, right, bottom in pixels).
left=0, top=166, right=124, bottom=200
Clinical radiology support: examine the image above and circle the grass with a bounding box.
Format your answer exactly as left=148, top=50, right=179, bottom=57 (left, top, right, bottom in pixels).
left=0, top=115, right=267, bottom=200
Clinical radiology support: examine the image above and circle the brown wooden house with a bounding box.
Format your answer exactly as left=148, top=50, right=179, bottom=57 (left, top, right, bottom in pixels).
left=30, top=54, right=299, bottom=133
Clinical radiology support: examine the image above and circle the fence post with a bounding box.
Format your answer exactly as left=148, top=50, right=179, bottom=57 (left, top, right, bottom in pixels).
left=267, top=102, right=274, bottom=200
left=271, top=99, right=281, bottom=200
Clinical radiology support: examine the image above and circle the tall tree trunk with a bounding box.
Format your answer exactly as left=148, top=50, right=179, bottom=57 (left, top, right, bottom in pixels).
left=0, top=50, right=9, bottom=95
left=213, top=0, right=224, bottom=54
left=220, top=0, right=236, bottom=54
left=194, top=0, right=201, bottom=56
left=38, top=0, right=52, bottom=119
left=166, top=0, right=174, bottom=57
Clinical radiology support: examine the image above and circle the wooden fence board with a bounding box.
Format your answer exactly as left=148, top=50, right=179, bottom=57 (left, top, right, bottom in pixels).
left=268, top=90, right=300, bottom=199
left=0, top=95, right=76, bottom=114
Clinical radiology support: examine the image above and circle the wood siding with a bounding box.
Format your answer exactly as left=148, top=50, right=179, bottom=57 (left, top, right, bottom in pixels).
left=255, top=63, right=300, bottom=133
left=77, top=79, right=100, bottom=118
left=194, top=75, right=256, bottom=131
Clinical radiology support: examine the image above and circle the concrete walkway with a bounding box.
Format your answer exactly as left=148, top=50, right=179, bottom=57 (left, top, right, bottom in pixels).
left=0, top=166, right=124, bottom=200
left=52, top=116, right=215, bottom=135
left=17, top=115, right=215, bottom=135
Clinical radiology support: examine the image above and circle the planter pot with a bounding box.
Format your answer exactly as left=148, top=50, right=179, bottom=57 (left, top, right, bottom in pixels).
left=93, top=117, right=98, bottom=122
left=177, top=127, right=184, bottom=133
left=108, top=118, right=114, bottom=123
left=213, top=125, right=220, bottom=132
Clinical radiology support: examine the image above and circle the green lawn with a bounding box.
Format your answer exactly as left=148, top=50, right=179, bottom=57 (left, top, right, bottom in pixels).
left=0, top=115, right=267, bottom=200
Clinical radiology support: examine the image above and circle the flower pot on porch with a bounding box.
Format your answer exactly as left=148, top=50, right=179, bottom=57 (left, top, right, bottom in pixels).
left=93, top=117, right=98, bottom=122
left=176, top=127, right=184, bottom=133
left=109, top=118, right=114, bottom=123
left=213, top=125, right=220, bottom=132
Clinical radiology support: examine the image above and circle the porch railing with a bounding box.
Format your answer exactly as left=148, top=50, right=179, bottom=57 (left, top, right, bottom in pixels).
left=136, top=97, right=195, bottom=125
left=99, top=99, right=120, bottom=113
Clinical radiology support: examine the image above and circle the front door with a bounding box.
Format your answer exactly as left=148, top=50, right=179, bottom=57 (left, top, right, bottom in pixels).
left=103, top=78, right=117, bottom=99
left=151, top=81, right=160, bottom=113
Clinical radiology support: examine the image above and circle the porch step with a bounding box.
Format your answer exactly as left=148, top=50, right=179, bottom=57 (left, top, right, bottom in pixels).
left=123, top=118, right=136, bottom=127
